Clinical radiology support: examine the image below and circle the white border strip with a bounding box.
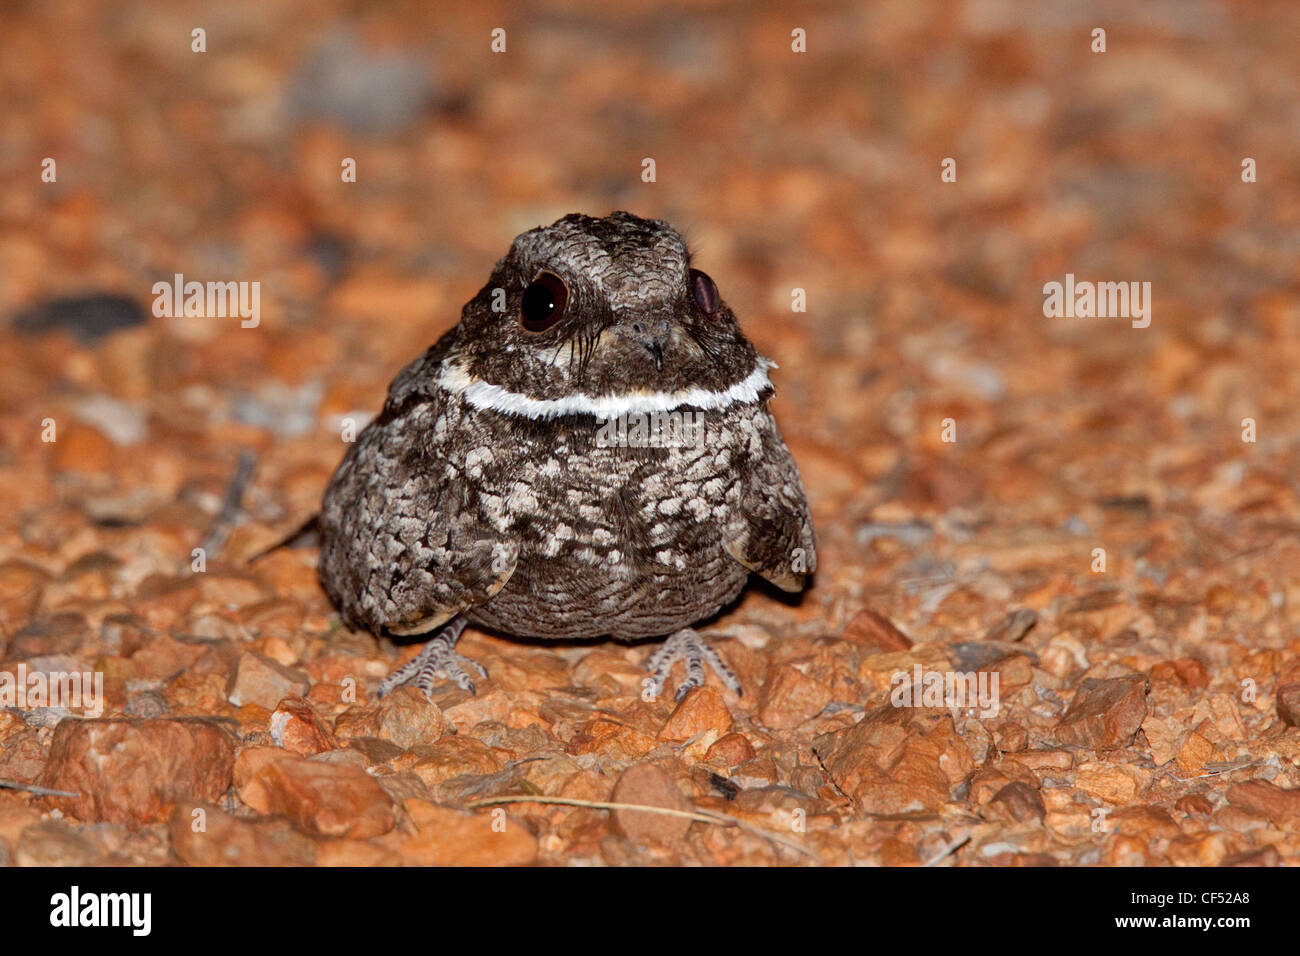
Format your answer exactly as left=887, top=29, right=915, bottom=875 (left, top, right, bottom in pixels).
left=437, top=359, right=774, bottom=420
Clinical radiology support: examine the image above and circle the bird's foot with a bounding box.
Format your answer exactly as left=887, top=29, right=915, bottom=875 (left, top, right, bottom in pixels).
left=644, top=628, right=742, bottom=702
left=377, top=617, right=486, bottom=698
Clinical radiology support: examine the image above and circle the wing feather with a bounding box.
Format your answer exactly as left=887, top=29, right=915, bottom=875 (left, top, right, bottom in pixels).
left=319, top=333, right=519, bottom=634
left=722, top=410, right=816, bottom=592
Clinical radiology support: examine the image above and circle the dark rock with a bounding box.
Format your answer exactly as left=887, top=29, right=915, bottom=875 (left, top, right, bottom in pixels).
left=12, top=294, right=146, bottom=343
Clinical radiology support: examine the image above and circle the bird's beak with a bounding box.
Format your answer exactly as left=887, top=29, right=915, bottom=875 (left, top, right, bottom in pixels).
left=619, top=314, right=672, bottom=370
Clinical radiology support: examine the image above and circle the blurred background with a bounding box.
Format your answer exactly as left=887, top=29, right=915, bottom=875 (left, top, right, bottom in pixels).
left=3, top=1, right=1298, bottom=539
left=3, top=1, right=1298, bottom=553
left=2, top=0, right=1300, bottom=866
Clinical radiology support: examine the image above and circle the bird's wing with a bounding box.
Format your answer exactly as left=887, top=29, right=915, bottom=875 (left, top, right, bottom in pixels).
left=721, top=408, right=817, bottom=592
left=319, top=330, right=519, bottom=635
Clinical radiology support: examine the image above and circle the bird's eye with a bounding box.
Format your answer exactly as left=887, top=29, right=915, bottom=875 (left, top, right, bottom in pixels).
left=520, top=271, right=569, bottom=332
left=690, top=269, right=720, bottom=316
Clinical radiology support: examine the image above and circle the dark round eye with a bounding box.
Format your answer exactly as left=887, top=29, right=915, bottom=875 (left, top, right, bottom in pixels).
left=520, top=271, right=569, bottom=332
left=690, top=269, right=720, bottom=315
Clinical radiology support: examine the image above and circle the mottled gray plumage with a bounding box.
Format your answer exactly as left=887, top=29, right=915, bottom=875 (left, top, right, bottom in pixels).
left=319, top=211, right=815, bottom=699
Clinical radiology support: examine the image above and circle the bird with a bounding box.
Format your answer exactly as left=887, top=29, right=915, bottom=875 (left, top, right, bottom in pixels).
left=318, top=211, right=815, bottom=702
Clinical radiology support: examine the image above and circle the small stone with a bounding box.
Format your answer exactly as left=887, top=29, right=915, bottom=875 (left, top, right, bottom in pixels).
left=347, top=736, right=406, bottom=767
left=0, top=729, right=48, bottom=783
left=376, top=768, right=433, bottom=805
left=1109, top=806, right=1180, bottom=841
left=977, top=651, right=1035, bottom=695
left=1043, top=807, right=1094, bottom=841
left=731, top=757, right=780, bottom=789
left=840, top=608, right=912, bottom=652
left=123, top=634, right=197, bottom=681
left=1276, top=683, right=1300, bottom=727
left=1150, top=657, right=1210, bottom=689
left=704, top=732, right=756, bottom=767
left=1279, top=657, right=1300, bottom=687
left=14, top=821, right=104, bottom=866
left=0, top=794, right=40, bottom=848
left=757, top=666, right=832, bottom=730
left=879, top=837, right=921, bottom=866
left=334, top=687, right=445, bottom=749
left=1175, top=793, right=1214, bottom=817
left=234, top=748, right=396, bottom=838
left=315, top=838, right=402, bottom=867
left=409, top=736, right=504, bottom=788
left=980, top=608, right=1038, bottom=643
left=7, top=611, right=90, bottom=658
left=1226, top=780, right=1300, bottom=823
left=227, top=652, right=310, bottom=710
left=124, top=689, right=169, bottom=718
left=1056, top=675, right=1148, bottom=750
left=0, top=711, right=27, bottom=739
left=269, top=697, right=340, bottom=755
left=1174, top=731, right=1215, bottom=776
left=569, top=718, right=658, bottom=760
left=1105, top=834, right=1150, bottom=866
left=995, top=723, right=1028, bottom=752
left=1222, top=846, right=1282, bottom=867
left=1074, top=762, right=1145, bottom=804
left=658, top=686, right=732, bottom=741
left=516, top=754, right=583, bottom=795
left=1168, top=834, right=1227, bottom=866
left=987, top=781, right=1045, bottom=824
left=1064, top=589, right=1135, bottom=636
left=812, top=705, right=975, bottom=814
left=1203, top=584, right=1236, bottom=615
left=164, top=671, right=230, bottom=713
left=401, top=799, right=537, bottom=866
left=1205, top=694, right=1247, bottom=741
left=13, top=293, right=147, bottom=343
left=169, top=802, right=316, bottom=866
left=0, top=561, right=47, bottom=633
left=40, top=718, right=236, bottom=826
left=288, top=29, right=436, bottom=136
left=70, top=394, right=147, bottom=445
left=195, top=574, right=268, bottom=608
left=970, top=767, right=1024, bottom=805
left=1140, top=714, right=1182, bottom=766
left=440, top=689, right=513, bottom=730
left=51, top=424, right=115, bottom=475
left=610, top=763, right=693, bottom=848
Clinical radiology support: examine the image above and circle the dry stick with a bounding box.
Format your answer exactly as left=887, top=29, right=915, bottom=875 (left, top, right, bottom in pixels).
left=198, top=448, right=258, bottom=560
left=922, top=833, right=971, bottom=867
left=0, top=779, right=78, bottom=798
left=1168, top=759, right=1262, bottom=782
left=247, top=513, right=320, bottom=565
left=466, top=794, right=822, bottom=863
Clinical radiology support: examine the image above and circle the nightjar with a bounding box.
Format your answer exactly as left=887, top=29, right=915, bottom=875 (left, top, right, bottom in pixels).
left=319, top=211, right=815, bottom=701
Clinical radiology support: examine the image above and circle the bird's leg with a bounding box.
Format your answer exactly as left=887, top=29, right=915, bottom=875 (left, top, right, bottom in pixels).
left=644, top=628, right=742, bottom=702
left=377, top=617, right=487, bottom=698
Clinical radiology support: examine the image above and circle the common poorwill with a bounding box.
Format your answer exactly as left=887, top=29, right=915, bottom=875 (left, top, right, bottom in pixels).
left=319, top=211, right=815, bottom=700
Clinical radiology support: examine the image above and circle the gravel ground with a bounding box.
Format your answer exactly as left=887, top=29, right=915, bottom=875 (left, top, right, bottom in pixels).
left=2, top=1, right=1299, bottom=866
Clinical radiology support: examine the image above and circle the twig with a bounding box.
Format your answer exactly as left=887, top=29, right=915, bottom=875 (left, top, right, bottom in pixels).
left=922, top=833, right=971, bottom=867
left=1167, top=759, right=1262, bottom=782
left=198, top=448, right=257, bottom=559
left=0, top=779, right=78, bottom=798
left=465, top=794, right=822, bottom=863
left=247, top=513, right=320, bottom=565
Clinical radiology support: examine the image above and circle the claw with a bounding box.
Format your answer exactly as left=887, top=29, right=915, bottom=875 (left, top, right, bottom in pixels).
left=644, top=628, right=742, bottom=702
left=378, top=617, right=486, bottom=698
